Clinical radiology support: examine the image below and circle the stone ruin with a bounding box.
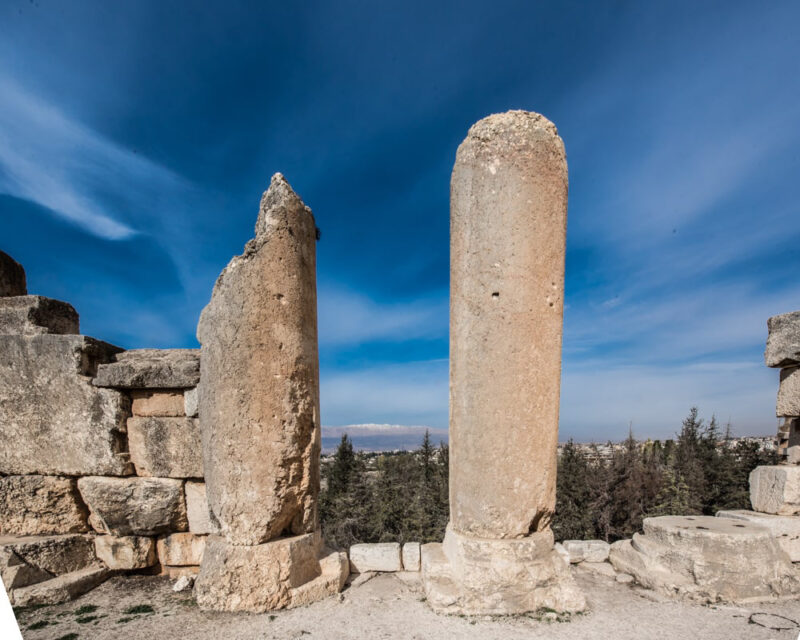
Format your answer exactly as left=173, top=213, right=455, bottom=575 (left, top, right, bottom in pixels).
left=3, top=110, right=800, bottom=615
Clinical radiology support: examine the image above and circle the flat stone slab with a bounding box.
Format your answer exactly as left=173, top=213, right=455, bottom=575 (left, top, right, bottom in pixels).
left=94, top=348, right=200, bottom=389
left=184, top=481, right=220, bottom=535
left=195, top=532, right=346, bottom=612
left=563, top=539, right=610, bottom=563
left=78, top=477, right=188, bottom=536
left=608, top=516, right=800, bottom=603
left=0, top=334, right=131, bottom=476
left=131, top=390, right=186, bottom=417
left=127, top=416, right=203, bottom=478
left=0, top=534, right=97, bottom=576
left=0, top=250, right=26, bottom=297
left=349, top=543, right=402, bottom=573
left=94, top=535, right=156, bottom=570
left=766, top=311, right=800, bottom=368
left=750, top=466, right=800, bottom=515
left=0, top=475, right=89, bottom=536
left=8, top=564, right=110, bottom=606
left=717, top=509, right=800, bottom=561
left=0, top=295, right=78, bottom=335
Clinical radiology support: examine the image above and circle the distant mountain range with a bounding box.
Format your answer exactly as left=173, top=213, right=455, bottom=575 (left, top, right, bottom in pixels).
left=321, top=424, right=448, bottom=453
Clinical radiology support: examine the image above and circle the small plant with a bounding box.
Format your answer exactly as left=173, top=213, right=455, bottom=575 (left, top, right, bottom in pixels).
left=27, top=620, right=50, bottom=630
left=76, top=615, right=99, bottom=624
left=123, top=604, right=154, bottom=615
left=117, top=617, right=133, bottom=624
left=269, top=614, right=277, bottom=621
left=55, top=634, right=79, bottom=640
left=74, top=605, right=98, bottom=616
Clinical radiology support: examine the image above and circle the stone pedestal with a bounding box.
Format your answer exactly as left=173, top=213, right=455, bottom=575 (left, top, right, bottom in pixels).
left=422, top=111, right=584, bottom=614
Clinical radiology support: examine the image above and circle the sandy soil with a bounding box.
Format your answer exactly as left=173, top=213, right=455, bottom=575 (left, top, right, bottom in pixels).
left=13, top=565, right=800, bottom=640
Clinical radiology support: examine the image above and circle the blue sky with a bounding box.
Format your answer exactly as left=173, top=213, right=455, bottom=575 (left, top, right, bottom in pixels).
left=1, top=1, right=798, bottom=441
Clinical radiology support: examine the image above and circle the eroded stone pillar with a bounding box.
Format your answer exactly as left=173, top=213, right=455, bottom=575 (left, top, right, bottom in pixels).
left=422, top=111, right=584, bottom=615
left=194, top=174, right=347, bottom=612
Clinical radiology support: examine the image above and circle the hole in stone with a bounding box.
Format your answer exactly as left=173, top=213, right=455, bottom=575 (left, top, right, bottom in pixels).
left=491, top=292, right=500, bottom=299
left=734, top=525, right=745, bottom=528
left=548, top=302, right=554, bottom=307
left=696, top=526, right=709, bottom=530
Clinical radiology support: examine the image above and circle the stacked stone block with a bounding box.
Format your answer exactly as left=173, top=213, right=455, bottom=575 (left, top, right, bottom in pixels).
left=0, top=251, right=213, bottom=604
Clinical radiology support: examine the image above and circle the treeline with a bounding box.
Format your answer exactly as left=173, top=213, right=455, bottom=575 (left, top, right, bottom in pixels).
left=319, top=408, right=776, bottom=549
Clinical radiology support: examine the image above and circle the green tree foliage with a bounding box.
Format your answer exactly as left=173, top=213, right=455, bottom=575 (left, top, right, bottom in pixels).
left=320, top=411, right=775, bottom=547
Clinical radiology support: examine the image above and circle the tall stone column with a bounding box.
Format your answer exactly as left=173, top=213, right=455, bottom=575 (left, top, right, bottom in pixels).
left=194, top=174, right=347, bottom=612
left=422, top=111, right=585, bottom=615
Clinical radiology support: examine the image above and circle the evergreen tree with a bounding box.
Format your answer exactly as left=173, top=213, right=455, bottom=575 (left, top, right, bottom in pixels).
left=553, top=440, right=594, bottom=541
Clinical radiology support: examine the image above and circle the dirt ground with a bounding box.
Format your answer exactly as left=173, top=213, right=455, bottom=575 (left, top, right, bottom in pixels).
left=13, top=566, right=800, bottom=640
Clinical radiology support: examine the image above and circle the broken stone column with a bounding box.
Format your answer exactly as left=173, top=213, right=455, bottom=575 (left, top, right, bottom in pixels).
left=194, top=174, right=347, bottom=612
left=421, top=111, right=584, bottom=615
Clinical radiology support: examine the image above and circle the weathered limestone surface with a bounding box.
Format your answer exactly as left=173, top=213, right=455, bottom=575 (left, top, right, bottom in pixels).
left=127, top=416, right=203, bottom=478
left=78, top=477, right=187, bottom=536
left=449, top=111, right=567, bottom=538
left=349, top=543, right=402, bottom=573
left=402, top=542, right=421, bottom=572
left=131, top=390, right=186, bottom=417
left=750, top=466, right=800, bottom=515
left=717, top=510, right=800, bottom=561
left=609, top=516, right=799, bottom=603
left=0, top=250, right=26, bottom=297
left=94, top=535, right=156, bottom=570
left=422, top=527, right=585, bottom=615
left=197, top=174, right=320, bottom=545
left=0, top=295, right=79, bottom=336
left=157, top=533, right=205, bottom=566
left=0, top=334, right=131, bottom=476
left=778, top=366, right=800, bottom=417
left=0, top=548, right=51, bottom=590
left=766, top=311, right=800, bottom=368
left=93, top=349, right=200, bottom=389
left=195, top=533, right=347, bottom=612
left=8, top=565, right=110, bottom=606
left=562, top=539, right=610, bottom=564
left=0, top=476, right=89, bottom=536
left=184, top=481, right=220, bottom=535
left=184, top=387, right=199, bottom=417
left=0, top=535, right=96, bottom=576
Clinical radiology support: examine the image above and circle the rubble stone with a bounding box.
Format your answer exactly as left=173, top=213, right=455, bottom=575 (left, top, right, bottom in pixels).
left=195, top=532, right=346, bottom=612
left=197, top=174, right=320, bottom=545
left=766, top=311, right=800, bottom=368
left=750, top=466, right=800, bottom=515
left=777, top=366, right=800, bottom=417
left=402, top=542, right=421, bottom=572
left=131, top=390, right=185, bottom=417
left=717, top=509, right=800, bottom=561
left=0, top=250, right=26, bottom=297
left=93, top=348, right=200, bottom=389
left=78, top=477, right=187, bottom=536
left=562, top=540, right=610, bottom=564
left=8, top=565, right=110, bottom=606
left=127, top=416, right=203, bottom=478
left=0, top=334, right=130, bottom=476
left=0, top=548, right=51, bottom=590
left=157, top=533, right=206, bottom=566
left=0, top=476, right=89, bottom=536
left=94, top=535, right=156, bottom=570
left=184, top=481, right=220, bottom=535
left=0, top=296, right=79, bottom=335
left=349, top=543, right=402, bottom=573
left=608, top=516, right=800, bottom=602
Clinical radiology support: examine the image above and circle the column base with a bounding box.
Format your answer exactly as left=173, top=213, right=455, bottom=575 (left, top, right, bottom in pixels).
left=421, top=525, right=585, bottom=615
left=195, top=531, right=348, bottom=612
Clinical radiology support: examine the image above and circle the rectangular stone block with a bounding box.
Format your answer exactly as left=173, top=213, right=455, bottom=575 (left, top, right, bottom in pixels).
left=0, top=295, right=79, bottom=336
left=0, top=334, right=131, bottom=476
left=8, top=565, right=110, bottom=606
left=94, top=535, right=156, bottom=570
left=0, top=476, right=89, bottom=536
left=184, top=387, right=199, bottom=417
left=717, top=510, right=800, bottom=561
left=157, top=533, right=206, bottom=566
left=349, top=543, right=402, bottom=573
left=127, top=416, right=203, bottom=478
left=0, top=534, right=96, bottom=576
left=0, top=548, right=51, bottom=590
left=131, top=390, right=186, bottom=417
left=766, top=311, right=800, bottom=368
left=562, top=539, right=610, bottom=563
left=78, top=476, right=188, bottom=536
left=402, top=542, right=421, bottom=571
left=93, top=348, right=200, bottom=389
left=185, top=481, right=220, bottom=535
left=751, top=466, right=800, bottom=515
left=778, top=366, right=800, bottom=417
